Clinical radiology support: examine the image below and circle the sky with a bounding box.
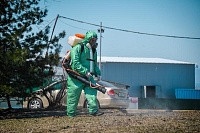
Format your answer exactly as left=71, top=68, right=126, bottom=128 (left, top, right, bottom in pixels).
left=38, top=0, right=200, bottom=67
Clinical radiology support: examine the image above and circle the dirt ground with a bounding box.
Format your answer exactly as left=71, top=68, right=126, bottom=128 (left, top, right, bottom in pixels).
left=0, top=107, right=200, bottom=133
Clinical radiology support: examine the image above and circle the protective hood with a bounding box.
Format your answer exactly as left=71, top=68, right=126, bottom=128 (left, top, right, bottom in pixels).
left=81, top=31, right=98, bottom=45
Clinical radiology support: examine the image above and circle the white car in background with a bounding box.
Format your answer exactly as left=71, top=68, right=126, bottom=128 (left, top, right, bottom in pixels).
left=23, top=79, right=130, bottom=110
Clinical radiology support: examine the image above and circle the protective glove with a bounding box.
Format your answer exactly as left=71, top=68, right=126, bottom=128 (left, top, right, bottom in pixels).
left=86, top=71, right=92, bottom=78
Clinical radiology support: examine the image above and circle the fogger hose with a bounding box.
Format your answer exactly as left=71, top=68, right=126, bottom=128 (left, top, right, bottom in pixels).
left=67, top=69, right=103, bottom=89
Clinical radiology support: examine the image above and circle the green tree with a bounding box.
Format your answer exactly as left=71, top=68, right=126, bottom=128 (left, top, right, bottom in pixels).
left=0, top=0, right=65, bottom=109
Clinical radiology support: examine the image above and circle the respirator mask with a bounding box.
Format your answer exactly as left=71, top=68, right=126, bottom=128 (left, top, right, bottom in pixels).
left=91, top=42, right=98, bottom=48
left=89, top=38, right=98, bottom=48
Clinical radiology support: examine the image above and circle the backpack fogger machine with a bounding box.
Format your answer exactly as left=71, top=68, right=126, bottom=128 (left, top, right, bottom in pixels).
left=62, top=34, right=106, bottom=94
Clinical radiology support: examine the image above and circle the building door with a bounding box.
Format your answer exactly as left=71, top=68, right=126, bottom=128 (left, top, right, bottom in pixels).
left=146, top=86, right=156, bottom=98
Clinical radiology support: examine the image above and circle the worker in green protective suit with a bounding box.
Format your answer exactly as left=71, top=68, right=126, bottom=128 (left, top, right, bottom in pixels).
left=67, top=31, right=104, bottom=117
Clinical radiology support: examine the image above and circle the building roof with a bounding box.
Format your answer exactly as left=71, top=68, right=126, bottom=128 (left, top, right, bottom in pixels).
left=97, top=56, right=194, bottom=65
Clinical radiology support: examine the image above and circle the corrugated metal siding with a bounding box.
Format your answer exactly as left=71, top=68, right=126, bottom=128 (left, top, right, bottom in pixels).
left=101, top=62, right=195, bottom=99
left=175, top=89, right=200, bottom=99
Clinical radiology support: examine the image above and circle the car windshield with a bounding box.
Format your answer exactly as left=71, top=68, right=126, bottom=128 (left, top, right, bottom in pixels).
left=97, top=81, right=117, bottom=88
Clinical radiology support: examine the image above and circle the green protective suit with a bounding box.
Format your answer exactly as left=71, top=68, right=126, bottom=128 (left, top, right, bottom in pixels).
left=67, top=31, right=101, bottom=117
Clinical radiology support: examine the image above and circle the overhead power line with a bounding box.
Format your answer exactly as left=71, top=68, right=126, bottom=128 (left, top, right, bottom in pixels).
left=42, top=17, right=56, bottom=31
left=59, top=19, right=92, bottom=31
left=59, top=16, right=200, bottom=40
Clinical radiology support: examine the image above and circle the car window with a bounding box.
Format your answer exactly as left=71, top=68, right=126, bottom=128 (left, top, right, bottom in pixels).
left=97, top=81, right=117, bottom=88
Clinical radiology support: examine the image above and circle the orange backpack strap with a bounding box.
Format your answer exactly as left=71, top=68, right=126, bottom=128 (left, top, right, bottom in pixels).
left=62, top=50, right=71, bottom=70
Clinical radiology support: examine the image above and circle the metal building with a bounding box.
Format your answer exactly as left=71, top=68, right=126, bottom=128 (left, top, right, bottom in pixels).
left=98, top=57, right=195, bottom=99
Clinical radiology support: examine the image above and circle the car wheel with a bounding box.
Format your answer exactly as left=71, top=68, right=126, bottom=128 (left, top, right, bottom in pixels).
left=28, top=98, right=43, bottom=109
left=84, top=100, right=100, bottom=109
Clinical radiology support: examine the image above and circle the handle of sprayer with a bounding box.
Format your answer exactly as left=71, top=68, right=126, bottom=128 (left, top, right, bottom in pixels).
left=89, top=79, right=105, bottom=89
left=66, top=69, right=106, bottom=94
left=88, top=76, right=106, bottom=94
left=87, top=73, right=98, bottom=89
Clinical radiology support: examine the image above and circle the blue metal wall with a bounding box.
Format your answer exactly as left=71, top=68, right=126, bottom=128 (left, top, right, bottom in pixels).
left=101, top=62, right=195, bottom=99
left=175, top=89, right=200, bottom=99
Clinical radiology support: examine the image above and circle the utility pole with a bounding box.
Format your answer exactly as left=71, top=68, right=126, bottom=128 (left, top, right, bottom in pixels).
left=46, top=14, right=59, bottom=57
left=98, top=22, right=104, bottom=72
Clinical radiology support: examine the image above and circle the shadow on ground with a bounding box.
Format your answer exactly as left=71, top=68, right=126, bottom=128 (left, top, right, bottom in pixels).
left=0, top=106, right=116, bottom=120
left=0, top=106, right=68, bottom=120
